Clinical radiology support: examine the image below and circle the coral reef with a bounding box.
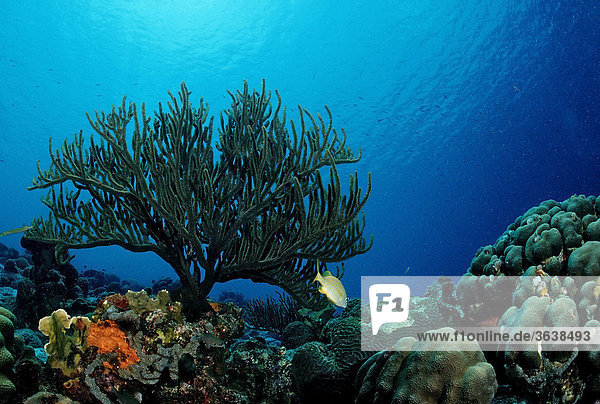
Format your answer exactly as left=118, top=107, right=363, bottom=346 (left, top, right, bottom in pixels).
left=244, top=292, right=301, bottom=334
left=31, top=290, right=299, bottom=403
left=462, top=195, right=600, bottom=402
left=16, top=239, right=85, bottom=328
left=290, top=301, right=371, bottom=403
left=355, top=327, right=497, bottom=404
left=373, top=271, right=600, bottom=403
left=0, top=243, right=18, bottom=266
left=351, top=197, right=600, bottom=404
left=225, top=338, right=295, bottom=403
left=25, top=81, right=372, bottom=313
left=489, top=274, right=600, bottom=402
left=7, top=188, right=600, bottom=403
left=0, top=329, right=15, bottom=400
left=0, top=307, right=43, bottom=403
left=468, top=195, right=600, bottom=277
left=217, top=290, right=247, bottom=308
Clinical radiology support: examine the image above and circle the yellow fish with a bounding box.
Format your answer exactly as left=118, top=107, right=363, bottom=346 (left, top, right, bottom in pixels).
left=314, top=260, right=348, bottom=308
left=0, top=225, right=32, bottom=238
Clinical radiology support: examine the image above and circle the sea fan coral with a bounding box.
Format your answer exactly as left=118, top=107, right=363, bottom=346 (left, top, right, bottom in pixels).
left=25, top=81, right=372, bottom=315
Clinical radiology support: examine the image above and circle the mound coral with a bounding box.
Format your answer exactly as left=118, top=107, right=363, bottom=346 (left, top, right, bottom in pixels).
left=461, top=196, right=600, bottom=401
left=0, top=329, right=15, bottom=399
left=0, top=307, right=43, bottom=403
left=468, top=195, right=600, bottom=277
left=291, top=301, right=371, bottom=403
left=486, top=273, right=600, bottom=402
left=25, top=81, right=372, bottom=314
left=355, top=327, right=497, bottom=404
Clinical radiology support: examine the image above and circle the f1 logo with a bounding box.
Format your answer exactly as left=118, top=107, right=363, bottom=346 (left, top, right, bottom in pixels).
left=369, top=284, right=410, bottom=335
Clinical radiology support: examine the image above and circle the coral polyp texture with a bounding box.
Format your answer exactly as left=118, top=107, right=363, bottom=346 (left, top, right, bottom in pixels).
left=0, top=323, right=15, bottom=399
left=24, top=81, right=372, bottom=313
left=468, top=195, right=600, bottom=277
left=459, top=194, right=600, bottom=402
left=33, top=290, right=295, bottom=403
left=0, top=307, right=42, bottom=403
left=355, top=327, right=497, bottom=404
left=290, top=299, right=371, bottom=403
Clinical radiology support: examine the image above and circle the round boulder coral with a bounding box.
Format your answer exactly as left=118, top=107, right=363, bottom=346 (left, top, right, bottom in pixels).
left=0, top=332, right=15, bottom=399
left=281, top=321, right=316, bottom=349
left=291, top=308, right=371, bottom=403
left=498, top=288, right=590, bottom=401
left=568, top=241, right=600, bottom=276
left=468, top=195, right=600, bottom=278
left=355, top=327, right=497, bottom=404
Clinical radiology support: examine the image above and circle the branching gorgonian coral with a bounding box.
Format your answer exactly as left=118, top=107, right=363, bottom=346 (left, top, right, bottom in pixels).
left=26, top=81, right=372, bottom=312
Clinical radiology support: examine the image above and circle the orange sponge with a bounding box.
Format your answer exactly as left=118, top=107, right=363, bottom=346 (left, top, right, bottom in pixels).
left=87, top=320, right=139, bottom=369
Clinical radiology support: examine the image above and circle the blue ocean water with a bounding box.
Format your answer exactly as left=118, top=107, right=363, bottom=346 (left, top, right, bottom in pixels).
left=0, top=1, right=598, bottom=301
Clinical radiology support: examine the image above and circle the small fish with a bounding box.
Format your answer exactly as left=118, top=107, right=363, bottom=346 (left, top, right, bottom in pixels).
left=0, top=225, right=32, bottom=237
left=513, top=84, right=520, bottom=92
left=313, top=260, right=348, bottom=308
left=195, top=332, right=225, bottom=348
left=113, top=387, right=142, bottom=404
left=475, top=315, right=501, bottom=327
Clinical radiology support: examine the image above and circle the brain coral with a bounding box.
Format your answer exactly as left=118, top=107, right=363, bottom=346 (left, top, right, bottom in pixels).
left=290, top=304, right=371, bottom=403
left=355, top=327, right=497, bottom=404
